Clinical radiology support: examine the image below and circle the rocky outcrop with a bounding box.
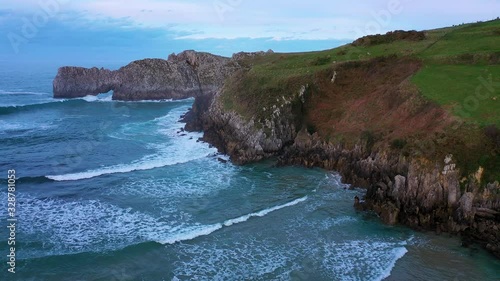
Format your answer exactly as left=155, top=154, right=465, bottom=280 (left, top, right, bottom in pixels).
left=53, top=50, right=240, bottom=101
left=189, top=80, right=301, bottom=164
left=53, top=67, right=115, bottom=99
left=231, top=49, right=274, bottom=61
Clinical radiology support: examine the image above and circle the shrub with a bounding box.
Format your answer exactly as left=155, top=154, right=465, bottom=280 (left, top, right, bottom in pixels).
left=391, top=139, right=408, bottom=149
left=484, top=124, right=500, bottom=150
left=457, top=53, right=474, bottom=63
left=310, top=56, right=331, bottom=66
left=352, top=30, right=426, bottom=46
left=306, top=123, right=317, bottom=135
left=361, top=130, right=376, bottom=152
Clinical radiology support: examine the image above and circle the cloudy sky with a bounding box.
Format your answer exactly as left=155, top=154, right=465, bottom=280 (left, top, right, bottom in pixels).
left=0, top=0, right=498, bottom=66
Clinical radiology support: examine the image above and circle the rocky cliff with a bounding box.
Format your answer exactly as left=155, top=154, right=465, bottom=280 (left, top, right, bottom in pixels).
left=53, top=50, right=240, bottom=100
left=279, top=131, right=500, bottom=258
left=185, top=55, right=500, bottom=258
left=187, top=80, right=298, bottom=164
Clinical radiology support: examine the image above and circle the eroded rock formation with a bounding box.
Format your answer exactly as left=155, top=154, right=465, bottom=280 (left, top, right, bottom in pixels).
left=53, top=50, right=240, bottom=101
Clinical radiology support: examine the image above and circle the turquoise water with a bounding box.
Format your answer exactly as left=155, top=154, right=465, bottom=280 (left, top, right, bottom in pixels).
left=1, top=65, right=499, bottom=280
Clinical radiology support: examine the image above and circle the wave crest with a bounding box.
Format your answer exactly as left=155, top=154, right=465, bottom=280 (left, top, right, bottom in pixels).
left=159, top=196, right=308, bottom=245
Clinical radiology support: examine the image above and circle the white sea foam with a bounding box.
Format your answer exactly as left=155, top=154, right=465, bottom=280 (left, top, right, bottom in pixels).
left=0, top=89, right=49, bottom=95
left=46, top=151, right=207, bottom=181
left=104, top=159, right=236, bottom=199
left=0, top=98, right=66, bottom=108
left=78, top=95, right=194, bottom=104
left=130, top=97, right=195, bottom=103
left=80, top=95, right=112, bottom=102
left=13, top=191, right=308, bottom=259
left=223, top=196, right=308, bottom=227
left=171, top=212, right=410, bottom=281
left=47, top=134, right=214, bottom=181
left=159, top=223, right=223, bottom=245
left=316, top=216, right=358, bottom=230
left=172, top=235, right=293, bottom=280
left=15, top=195, right=188, bottom=258
left=0, top=119, right=55, bottom=133
left=374, top=247, right=408, bottom=281
left=279, top=196, right=409, bottom=281
left=321, top=240, right=409, bottom=281
left=47, top=105, right=216, bottom=181
left=158, top=196, right=308, bottom=245
left=324, top=172, right=351, bottom=189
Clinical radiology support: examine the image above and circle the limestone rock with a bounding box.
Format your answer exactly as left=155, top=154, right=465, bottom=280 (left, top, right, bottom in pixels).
left=53, top=50, right=241, bottom=101
left=53, top=67, right=115, bottom=98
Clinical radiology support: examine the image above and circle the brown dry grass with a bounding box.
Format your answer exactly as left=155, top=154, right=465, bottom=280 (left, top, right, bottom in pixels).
left=305, top=56, right=455, bottom=142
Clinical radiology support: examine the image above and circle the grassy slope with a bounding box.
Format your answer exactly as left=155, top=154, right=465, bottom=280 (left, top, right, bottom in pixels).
left=222, top=19, right=500, bottom=182
left=414, top=20, right=500, bottom=126
left=412, top=65, right=500, bottom=125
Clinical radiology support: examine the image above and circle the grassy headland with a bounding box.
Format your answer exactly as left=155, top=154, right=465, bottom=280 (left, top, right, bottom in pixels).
left=222, top=19, right=500, bottom=183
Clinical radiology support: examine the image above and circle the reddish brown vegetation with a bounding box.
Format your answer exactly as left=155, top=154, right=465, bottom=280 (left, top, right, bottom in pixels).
left=305, top=56, right=454, bottom=142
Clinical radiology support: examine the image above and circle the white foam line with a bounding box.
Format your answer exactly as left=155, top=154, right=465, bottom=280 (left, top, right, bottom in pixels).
left=159, top=196, right=308, bottom=245
left=47, top=107, right=213, bottom=181
left=223, top=196, right=308, bottom=227
left=159, top=224, right=223, bottom=245
left=134, top=97, right=195, bottom=103
left=78, top=96, right=195, bottom=103
left=79, top=95, right=113, bottom=102
left=46, top=155, right=208, bottom=181
left=0, top=90, right=49, bottom=95
left=0, top=99, right=66, bottom=108
left=373, top=247, right=408, bottom=281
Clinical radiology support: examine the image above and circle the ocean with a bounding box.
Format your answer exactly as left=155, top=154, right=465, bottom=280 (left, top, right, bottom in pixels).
left=1, top=63, right=499, bottom=281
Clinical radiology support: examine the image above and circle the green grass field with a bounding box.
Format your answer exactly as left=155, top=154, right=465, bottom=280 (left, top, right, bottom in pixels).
left=224, top=19, right=500, bottom=126
left=412, top=65, right=500, bottom=126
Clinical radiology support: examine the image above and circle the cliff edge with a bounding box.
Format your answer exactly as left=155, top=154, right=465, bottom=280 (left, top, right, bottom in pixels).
left=184, top=23, right=500, bottom=257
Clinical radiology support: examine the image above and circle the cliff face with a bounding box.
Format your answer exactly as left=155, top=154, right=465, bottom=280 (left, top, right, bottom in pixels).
left=53, top=50, right=240, bottom=100
left=279, top=131, right=500, bottom=257
left=192, top=89, right=297, bottom=164
left=185, top=56, right=500, bottom=258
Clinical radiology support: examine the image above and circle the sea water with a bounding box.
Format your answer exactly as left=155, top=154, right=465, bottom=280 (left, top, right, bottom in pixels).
left=0, top=63, right=499, bottom=280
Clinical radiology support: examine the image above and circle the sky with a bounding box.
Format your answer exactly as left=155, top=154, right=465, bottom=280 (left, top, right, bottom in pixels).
left=0, top=0, right=499, bottom=66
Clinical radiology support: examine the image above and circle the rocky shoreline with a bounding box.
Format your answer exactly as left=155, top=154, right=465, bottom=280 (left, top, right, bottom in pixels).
left=53, top=49, right=500, bottom=259
left=278, top=130, right=500, bottom=257
left=181, top=67, right=500, bottom=259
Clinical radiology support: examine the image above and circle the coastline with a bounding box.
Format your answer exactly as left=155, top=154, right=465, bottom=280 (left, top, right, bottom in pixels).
left=180, top=62, right=500, bottom=258
left=51, top=23, right=500, bottom=260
